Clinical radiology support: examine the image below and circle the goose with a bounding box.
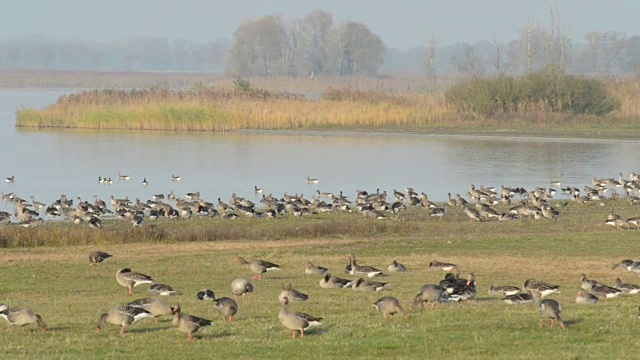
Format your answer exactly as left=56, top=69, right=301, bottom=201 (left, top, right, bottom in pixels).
left=96, top=304, right=152, bottom=336
left=19, top=218, right=44, bottom=228
left=171, top=304, right=212, bottom=341
left=116, top=268, right=154, bottom=295
left=587, top=282, right=622, bottom=298
left=411, top=284, right=447, bottom=311
left=254, top=185, right=263, bottom=194
left=605, top=218, right=630, bottom=230
left=580, top=273, right=601, bottom=291
left=230, top=278, right=254, bottom=301
left=30, top=196, right=45, bottom=211
left=235, top=257, right=281, bottom=280
left=88, top=216, right=102, bottom=229
left=488, top=285, right=521, bottom=297
left=346, top=253, right=383, bottom=277
left=575, top=290, right=598, bottom=304
left=523, top=279, right=560, bottom=298
left=615, top=278, right=640, bottom=294
left=463, top=206, right=482, bottom=222
left=0, top=306, right=46, bottom=333
left=278, top=296, right=322, bottom=339
left=613, top=259, right=640, bottom=275
left=550, top=180, right=562, bottom=187
left=172, top=175, right=181, bottom=181
left=128, top=298, right=173, bottom=323
left=387, top=260, right=407, bottom=273
left=455, top=194, right=468, bottom=207
left=447, top=192, right=456, bottom=207
left=538, top=299, right=565, bottom=330
left=142, top=178, right=148, bottom=186
left=117, top=172, right=130, bottom=181
left=502, top=290, right=538, bottom=305
left=89, top=251, right=112, bottom=266
left=429, top=207, right=447, bottom=220
left=428, top=261, right=458, bottom=272
left=168, top=191, right=176, bottom=200
left=448, top=273, right=477, bottom=302
left=373, top=296, right=408, bottom=320
left=196, top=290, right=239, bottom=322
left=279, top=283, right=309, bottom=302
left=0, top=211, right=10, bottom=225
left=306, top=176, right=319, bottom=184
left=352, top=277, right=389, bottom=291
left=148, top=283, right=183, bottom=296
left=319, top=274, right=356, bottom=289
left=304, top=262, right=328, bottom=275
left=5, top=176, right=15, bottom=183
left=185, top=191, right=200, bottom=201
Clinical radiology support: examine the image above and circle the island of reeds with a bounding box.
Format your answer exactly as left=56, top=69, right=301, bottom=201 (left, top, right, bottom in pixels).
left=15, top=72, right=640, bottom=136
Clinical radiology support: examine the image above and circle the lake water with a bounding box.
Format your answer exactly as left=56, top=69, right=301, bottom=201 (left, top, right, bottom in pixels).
left=1, top=88, right=638, bottom=214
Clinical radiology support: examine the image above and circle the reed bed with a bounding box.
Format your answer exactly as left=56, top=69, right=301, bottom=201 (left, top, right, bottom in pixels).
left=14, top=76, right=640, bottom=135
left=15, top=86, right=455, bottom=131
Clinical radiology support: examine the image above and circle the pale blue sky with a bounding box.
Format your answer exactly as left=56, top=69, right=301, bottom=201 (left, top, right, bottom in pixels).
left=2, top=0, right=638, bottom=49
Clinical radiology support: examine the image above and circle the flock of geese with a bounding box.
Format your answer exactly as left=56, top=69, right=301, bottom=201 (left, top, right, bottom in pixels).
left=5, top=249, right=640, bottom=339
left=4, top=170, right=640, bottom=229
left=3, top=172, right=640, bottom=340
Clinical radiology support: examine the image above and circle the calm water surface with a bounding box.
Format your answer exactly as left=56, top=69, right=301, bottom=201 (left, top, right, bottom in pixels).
left=1, top=89, right=639, bottom=213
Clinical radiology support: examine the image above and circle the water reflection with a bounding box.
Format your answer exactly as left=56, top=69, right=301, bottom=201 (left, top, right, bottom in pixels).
left=1, top=89, right=639, bottom=211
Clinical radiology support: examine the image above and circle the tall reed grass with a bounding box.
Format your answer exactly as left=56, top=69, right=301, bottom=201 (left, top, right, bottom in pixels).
left=15, top=86, right=455, bottom=131
left=14, top=76, right=640, bottom=133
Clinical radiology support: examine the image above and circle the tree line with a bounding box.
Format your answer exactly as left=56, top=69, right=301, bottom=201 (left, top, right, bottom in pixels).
left=1, top=9, right=640, bottom=77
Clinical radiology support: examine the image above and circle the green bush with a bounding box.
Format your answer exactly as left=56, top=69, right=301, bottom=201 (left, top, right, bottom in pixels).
left=445, top=72, right=619, bottom=117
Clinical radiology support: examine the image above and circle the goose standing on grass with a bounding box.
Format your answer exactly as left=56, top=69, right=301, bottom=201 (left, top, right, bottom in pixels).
left=0, top=306, right=46, bottom=333
left=197, top=290, right=239, bottom=322
left=304, top=262, right=328, bottom=275
left=148, top=283, right=183, bottom=296
left=587, top=282, right=622, bottom=298
left=96, top=304, right=152, bottom=336
left=171, top=304, right=212, bottom=341
left=463, top=206, right=482, bottom=222
left=128, top=298, right=173, bottom=323
left=538, top=299, right=565, bottom=330
left=116, top=268, right=154, bottom=295
left=615, top=278, right=640, bottom=294
left=89, top=251, right=112, bottom=266
left=576, top=290, right=598, bottom=304
left=306, top=176, right=319, bottom=184
left=373, top=296, right=408, bottom=320
left=411, top=284, right=447, bottom=311
left=346, top=253, right=383, bottom=277
left=278, top=296, right=322, bottom=339
left=387, top=260, right=407, bottom=273
left=235, top=257, right=281, bottom=280
left=319, top=274, right=356, bottom=289
left=230, top=278, right=254, bottom=301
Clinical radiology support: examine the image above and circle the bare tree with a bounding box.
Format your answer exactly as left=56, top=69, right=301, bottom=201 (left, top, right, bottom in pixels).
left=425, top=36, right=437, bottom=80
left=491, top=36, right=503, bottom=73
left=451, top=43, right=483, bottom=79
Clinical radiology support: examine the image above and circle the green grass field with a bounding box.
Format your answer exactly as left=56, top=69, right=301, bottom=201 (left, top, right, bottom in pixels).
left=2, top=200, right=640, bottom=359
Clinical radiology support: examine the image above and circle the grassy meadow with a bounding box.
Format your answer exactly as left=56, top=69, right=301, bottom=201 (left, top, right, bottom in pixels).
left=2, top=200, right=640, bottom=359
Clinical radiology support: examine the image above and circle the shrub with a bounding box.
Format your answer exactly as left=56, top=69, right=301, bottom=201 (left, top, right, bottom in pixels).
left=445, top=72, right=620, bottom=118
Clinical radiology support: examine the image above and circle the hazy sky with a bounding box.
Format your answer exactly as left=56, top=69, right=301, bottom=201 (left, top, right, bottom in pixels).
left=2, top=0, right=638, bottom=49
